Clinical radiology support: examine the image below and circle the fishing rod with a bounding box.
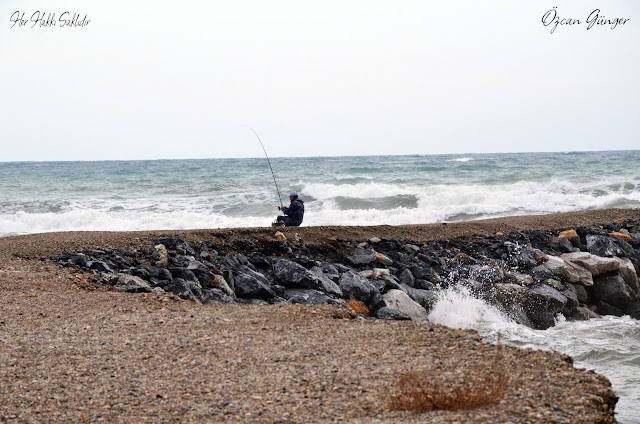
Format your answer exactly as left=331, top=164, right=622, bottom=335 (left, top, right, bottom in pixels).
left=246, top=127, right=284, bottom=209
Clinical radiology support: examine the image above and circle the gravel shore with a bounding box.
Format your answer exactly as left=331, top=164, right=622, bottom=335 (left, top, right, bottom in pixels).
left=3, top=209, right=634, bottom=423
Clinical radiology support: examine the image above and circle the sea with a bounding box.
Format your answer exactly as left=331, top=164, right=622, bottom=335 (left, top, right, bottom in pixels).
left=1, top=150, right=640, bottom=422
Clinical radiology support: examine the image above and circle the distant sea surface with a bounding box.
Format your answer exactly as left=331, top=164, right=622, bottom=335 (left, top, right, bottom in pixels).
left=2, top=150, right=640, bottom=422
left=1, top=150, right=639, bottom=237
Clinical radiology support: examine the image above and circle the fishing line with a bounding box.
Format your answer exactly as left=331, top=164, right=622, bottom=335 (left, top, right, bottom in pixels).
left=246, top=127, right=284, bottom=208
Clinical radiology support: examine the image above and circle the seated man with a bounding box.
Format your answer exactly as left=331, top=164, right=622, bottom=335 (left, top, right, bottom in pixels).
left=275, top=191, right=304, bottom=227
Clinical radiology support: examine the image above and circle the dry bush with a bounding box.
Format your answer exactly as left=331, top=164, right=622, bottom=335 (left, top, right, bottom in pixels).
left=389, top=336, right=509, bottom=412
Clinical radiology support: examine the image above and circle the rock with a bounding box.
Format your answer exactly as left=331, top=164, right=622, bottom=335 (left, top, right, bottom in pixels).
left=339, top=271, right=379, bottom=303
left=375, top=252, right=394, bottom=266
left=399, top=268, right=415, bottom=287
left=568, top=283, right=590, bottom=304
left=487, top=283, right=532, bottom=327
left=570, top=306, right=599, bottom=321
left=403, top=287, right=439, bottom=312
left=591, top=274, right=632, bottom=310
left=234, top=271, right=276, bottom=300
left=212, top=275, right=235, bottom=298
left=283, top=289, right=344, bottom=305
left=152, top=243, right=169, bottom=268
left=561, top=252, right=620, bottom=277
left=612, top=257, right=639, bottom=293
left=309, top=267, right=343, bottom=296
left=530, top=265, right=556, bottom=282
left=542, top=255, right=594, bottom=286
left=347, top=300, right=370, bottom=316
left=557, top=237, right=575, bottom=253
left=586, top=234, right=634, bottom=258
left=115, top=274, right=154, bottom=293
left=414, top=279, right=436, bottom=290
left=168, top=278, right=203, bottom=303
left=559, top=229, right=579, bottom=240
left=321, top=264, right=341, bottom=281
left=87, top=260, right=113, bottom=274
left=201, top=288, right=235, bottom=304
left=526, top=285, right=568, bottom=330
left=561, top=286, right=579, bottom=317
left=275, top=231, right=286, bottom=241
left=346, top=246, right=377, bottom=266
left=508, top=246, right=539, bottom=269
left=369, top=237, right=381, bottom=244
left=611, top=231, right=632, bottom=243
left=380, top=290, right=429, bottom=321
left=504, top=270, right=534, bottom=286
left=626, top=302, right=640, bottom=320
left=374, top=307, right=412, bottom=321
left=595, top=301, right=625, bottom=317
left=372, top=268, right=391, bottom=279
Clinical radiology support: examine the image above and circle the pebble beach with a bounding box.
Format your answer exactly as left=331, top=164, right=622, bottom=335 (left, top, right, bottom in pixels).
left=3, top=208, right=637, bottom=423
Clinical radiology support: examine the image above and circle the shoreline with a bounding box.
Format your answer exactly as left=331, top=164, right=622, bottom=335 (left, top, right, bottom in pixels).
left=1, top=208, right=635, bottom=422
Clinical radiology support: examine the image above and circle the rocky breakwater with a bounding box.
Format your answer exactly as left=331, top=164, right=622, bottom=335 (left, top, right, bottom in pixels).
left=49, top=219, right=640, bottom=330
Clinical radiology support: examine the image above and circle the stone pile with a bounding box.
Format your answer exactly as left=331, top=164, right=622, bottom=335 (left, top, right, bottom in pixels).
left=50, top=219, right=640, bottom=329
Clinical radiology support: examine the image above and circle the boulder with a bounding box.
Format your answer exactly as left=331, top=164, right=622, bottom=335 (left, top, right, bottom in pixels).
left=611, top=231, right=632, bottom=243
left=374, top=307, right=412, bottom=321
left=347, top=300, right=370, bottom=316
left=283, top=289, right=344, bottom=305
left=115, top=274, right=154, bottom=293
left=487, top=283, right=532, bottom=327
left=525, top=285, right=568, bottom=330
left=561, top=286, right=579, bottom=317
left=612, top=257, right=639, bottom=293
left=561, top=252, right=620, bottom=277
left=201, top=288, right=235, bottom=304
left=346, top=247, right=376, bottom=266
left=309, top=267, right=344, bottom=296
left=399, top=268, right=415, bottom=287
left=591, top=274, right=633, bottom=310
left=87, top=260, right=113, bottom=274
left=504, top=271, right=534, bottom=286
left=595, top=301, right=625, bottom=317
left=586, top=235, right=634, bottom=258
left=153, top=244, right=169, bottom=267
left=403, top=287, right=439, bottom=312
left=570, top=306, right=599, bottom=321
left=339, top=271, right=379, bottom=303
left=542, top=255, right=594, bottom=286
left=568, top=283, right=590, bottom=305
left=375, top=252, right=394, bottom=266
left=559, top=229, right=579, bottom=240
left=212, top=275, right=235, bottom=298
left=234, top=271, right=276, bottom=300
left=626, top=301, right=640, bottom=320
left=380, top=289, right=429, bottom=321
left=168, top=278, right=203, bottom=303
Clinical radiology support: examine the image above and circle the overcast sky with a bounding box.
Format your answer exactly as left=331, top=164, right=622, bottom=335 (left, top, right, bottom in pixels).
left=1, top=1, right=638, bottom=161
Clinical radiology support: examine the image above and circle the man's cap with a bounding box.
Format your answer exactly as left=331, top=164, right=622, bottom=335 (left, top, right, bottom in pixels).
left=289, top=191, right=297, bottom=197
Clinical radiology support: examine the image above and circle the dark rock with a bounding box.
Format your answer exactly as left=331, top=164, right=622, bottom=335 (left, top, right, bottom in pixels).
left=234, top=271, right=276, bottom=300
left=338, top=271, right=379, bottom=303
left=69, top=255, right=87, bottom=267
left=115, top=274, right=154, bottom=293
left=346, top=246, right=376, bottom=266
left=591, top=273, right=632, bottom=310
left=570, top=306, right=599, bottom=321
left=557, top=237, right=574, bottom=253
left=561, top=286, right=579, bottom=317
left=402, top=287, right=439, bottom=312
left=374, top=307, right=412, bottom=321
left=568, top=283, right=590, bottom=304
left=414, top=279, right=436, bottom=290
left=282, top=289, right=344, bottom=305
left=595, top=301, right=625, bottom=317
left=168, top=278, right=202, bottom=302
left=309, top=267, right=343, bottom=296
left=322, top=264, right=341, bottom=281
left=249, top=256, right=271, bottom=269
left=399, top=268, right=415, bottom=287
left=383, top=277, right=405, bottom=292
left=294, top=256, right=317, bottom=269
left=168, top=267, right=197, bottom=283
left=530, top=265, right=556, bottom=283
left=586, top=235, right=634, bottom=258
left=149, top=266, right=172, bottom=281
left=526, top=285, right=568, bottom=330
left=626, top=302, right=640, bottom=320
left=201, top=288, right=235, bottom=304
left=87, top=260, right=113, bottom=273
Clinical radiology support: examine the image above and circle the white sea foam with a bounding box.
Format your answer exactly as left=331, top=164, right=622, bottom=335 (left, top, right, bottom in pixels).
left=448, top=157, right=475, bottom=162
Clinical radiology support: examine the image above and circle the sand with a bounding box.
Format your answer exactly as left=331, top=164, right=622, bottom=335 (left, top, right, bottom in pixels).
left=2, top=209, right=635, bottom=423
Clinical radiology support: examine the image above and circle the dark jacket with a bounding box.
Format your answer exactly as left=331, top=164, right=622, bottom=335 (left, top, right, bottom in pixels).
left=282, top=198, right=304, bottom=227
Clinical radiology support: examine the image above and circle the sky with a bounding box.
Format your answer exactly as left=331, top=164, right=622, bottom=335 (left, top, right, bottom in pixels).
left=1, top=1, right=638, bottom=161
